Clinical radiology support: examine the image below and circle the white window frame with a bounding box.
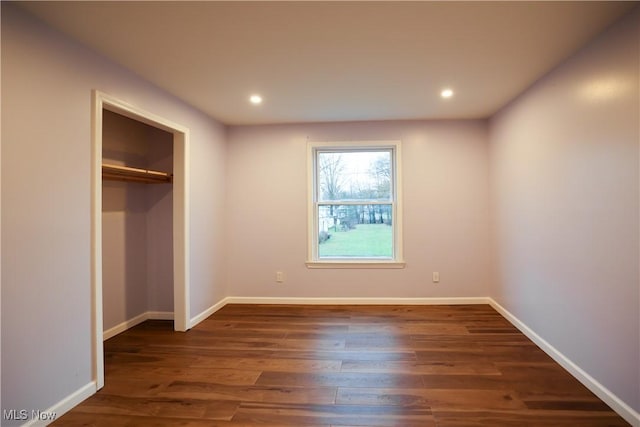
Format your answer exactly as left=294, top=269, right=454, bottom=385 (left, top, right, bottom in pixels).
left=306, top=140, right=405, bottom=269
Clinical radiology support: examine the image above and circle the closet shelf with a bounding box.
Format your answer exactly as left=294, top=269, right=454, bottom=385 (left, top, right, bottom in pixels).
left=102, top=163, right=173, bottom=184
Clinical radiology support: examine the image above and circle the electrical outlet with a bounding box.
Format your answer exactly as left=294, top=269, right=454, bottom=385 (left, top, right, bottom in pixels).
left=276, top=271, right=284, bottom=283
left=432, top=272, right=440, bottom=283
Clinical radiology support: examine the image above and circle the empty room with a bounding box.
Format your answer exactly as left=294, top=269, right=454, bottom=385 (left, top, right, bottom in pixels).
left=1, top=1, right=638, bottom=426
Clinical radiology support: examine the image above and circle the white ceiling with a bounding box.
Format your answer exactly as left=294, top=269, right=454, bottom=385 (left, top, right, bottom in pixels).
left=18, top=1, right=636, bottom=125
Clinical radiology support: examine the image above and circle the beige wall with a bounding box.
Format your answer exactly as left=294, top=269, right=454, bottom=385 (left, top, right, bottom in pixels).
left=226, top=120, right=492, bottom=298
left=489, top=7, right=639, bottom=412
left=1, top=3, right=227, bottom=420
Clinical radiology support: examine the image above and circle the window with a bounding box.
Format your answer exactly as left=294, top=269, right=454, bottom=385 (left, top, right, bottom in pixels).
left=307, top=141, right=404, bottom=268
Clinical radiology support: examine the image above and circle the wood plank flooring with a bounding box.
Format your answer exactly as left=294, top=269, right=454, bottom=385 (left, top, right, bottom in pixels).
left=53, top=304, right=629, bottom=426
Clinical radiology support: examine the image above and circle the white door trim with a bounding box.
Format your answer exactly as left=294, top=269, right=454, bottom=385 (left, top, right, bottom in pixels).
left=91, top=90, right=190, bottom=389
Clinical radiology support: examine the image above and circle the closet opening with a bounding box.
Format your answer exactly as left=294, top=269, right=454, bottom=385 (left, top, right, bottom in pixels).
left=91, top=91, right=189, bottom=390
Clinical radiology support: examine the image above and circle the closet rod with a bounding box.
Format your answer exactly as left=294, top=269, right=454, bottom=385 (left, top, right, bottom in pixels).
left=102, top=163, right=173, bottom=184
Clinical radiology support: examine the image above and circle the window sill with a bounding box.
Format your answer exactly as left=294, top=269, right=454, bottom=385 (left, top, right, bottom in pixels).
left=306, top=260, right=406, bottom=269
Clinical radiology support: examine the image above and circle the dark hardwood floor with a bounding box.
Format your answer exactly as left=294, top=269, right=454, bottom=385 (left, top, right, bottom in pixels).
left=53, top=304, right=629, bottom=426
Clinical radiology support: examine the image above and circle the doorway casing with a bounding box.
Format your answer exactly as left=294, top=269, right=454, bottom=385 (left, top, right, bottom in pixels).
left=91, top=90, right=190, bottom=389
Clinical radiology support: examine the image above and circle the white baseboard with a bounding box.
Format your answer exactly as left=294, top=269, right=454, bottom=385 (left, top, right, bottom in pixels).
left=489, top=298, right=640, bottom=427
left=23, top=382, right=95, bottom=427
left=103, top=311, right=173, bottom=340
left=189, top=297, right=230, bottom=328
left=147, top=311, right=174, bottom=320
left=224, top=296, right=491, bottom=305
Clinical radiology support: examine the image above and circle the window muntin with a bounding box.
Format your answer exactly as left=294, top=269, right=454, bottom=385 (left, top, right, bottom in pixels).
left=309, top=142, right=403, bottom=266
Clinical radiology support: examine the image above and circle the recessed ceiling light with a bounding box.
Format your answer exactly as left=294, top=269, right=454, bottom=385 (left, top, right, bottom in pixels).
left=441, top=88, right=454, bottom=98
left=249, top=94, right=263, bottom=105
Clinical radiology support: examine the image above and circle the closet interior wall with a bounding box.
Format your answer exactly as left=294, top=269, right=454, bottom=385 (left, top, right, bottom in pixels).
left=102, top=110, right=174, bottom=334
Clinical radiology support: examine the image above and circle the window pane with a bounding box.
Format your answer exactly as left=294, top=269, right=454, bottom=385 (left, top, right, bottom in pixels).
left=318, top=204, right=393, bottom=258
left=317, top=150, right=391, bottom=201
